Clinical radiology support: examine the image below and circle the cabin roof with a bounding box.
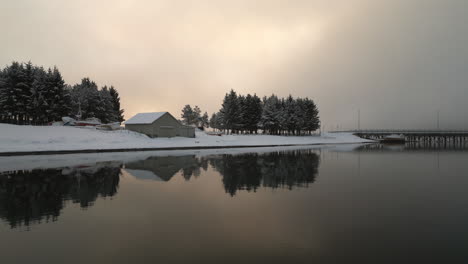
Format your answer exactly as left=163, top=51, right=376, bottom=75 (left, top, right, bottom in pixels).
left=125, top=112, right=168, bottom=125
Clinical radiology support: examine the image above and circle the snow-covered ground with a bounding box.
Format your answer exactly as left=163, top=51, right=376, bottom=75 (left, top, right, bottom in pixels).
left=0, top=124, right=373, bottom=153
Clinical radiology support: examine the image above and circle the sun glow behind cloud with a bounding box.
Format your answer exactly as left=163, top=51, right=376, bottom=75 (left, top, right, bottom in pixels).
left=75, top=1, right=332, bottom=118
left=1, top=0, right=467, bottom=129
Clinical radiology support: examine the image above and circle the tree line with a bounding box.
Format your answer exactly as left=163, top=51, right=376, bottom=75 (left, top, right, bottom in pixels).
left=206, top=89, right=320, bottom=135
left=0, top=61, right=124, bottom=125
left=180, top=104, right=209, bottom=128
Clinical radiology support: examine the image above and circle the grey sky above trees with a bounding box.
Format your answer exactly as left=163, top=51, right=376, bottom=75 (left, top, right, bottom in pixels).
left=1, top=0, right=467, bottom=129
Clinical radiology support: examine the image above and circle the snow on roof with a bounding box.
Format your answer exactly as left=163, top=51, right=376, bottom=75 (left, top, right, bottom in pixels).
left=125, top=112, right=168, bottom=125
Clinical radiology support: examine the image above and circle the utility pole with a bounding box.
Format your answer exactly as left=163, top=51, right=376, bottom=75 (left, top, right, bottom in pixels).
left=358, top=108, right=361, bottom=131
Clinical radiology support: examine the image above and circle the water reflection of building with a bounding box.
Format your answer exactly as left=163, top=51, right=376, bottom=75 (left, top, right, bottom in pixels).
left=125, top=156, right=209, bottom=181
left=0, top=162, right=121, bottom=229
left=124, top=150, right=320, bottom=196
left=0, top=150, right=321, bottom=229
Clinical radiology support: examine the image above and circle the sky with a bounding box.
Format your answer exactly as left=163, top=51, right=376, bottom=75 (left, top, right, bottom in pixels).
left=1, top=0, right=467, bottom=130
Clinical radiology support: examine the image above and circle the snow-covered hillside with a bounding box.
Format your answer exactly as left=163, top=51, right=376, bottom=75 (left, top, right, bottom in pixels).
left=0, top=124, right=373, bottom=153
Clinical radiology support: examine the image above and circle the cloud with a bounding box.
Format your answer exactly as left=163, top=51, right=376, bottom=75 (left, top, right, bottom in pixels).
left=0, top=0, right=466, bottom=129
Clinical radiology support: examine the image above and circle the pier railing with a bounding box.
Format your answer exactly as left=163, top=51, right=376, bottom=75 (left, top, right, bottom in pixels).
left=329, top=129, right=468, bottom=142
left=330, top=129, right=468, bottom=135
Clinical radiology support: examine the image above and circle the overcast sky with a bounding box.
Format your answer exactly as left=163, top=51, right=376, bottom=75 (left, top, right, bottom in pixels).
left=1, top=0, right=467, bottom=130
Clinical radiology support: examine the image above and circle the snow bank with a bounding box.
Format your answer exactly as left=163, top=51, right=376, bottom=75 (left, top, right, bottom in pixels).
left=0, top=124, right=373, bottom=153
left=0, top=145, right=356, bottom=173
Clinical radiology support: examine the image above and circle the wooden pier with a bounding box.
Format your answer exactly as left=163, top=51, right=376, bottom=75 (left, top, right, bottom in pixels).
left=331, top=130, right=468, bottom=143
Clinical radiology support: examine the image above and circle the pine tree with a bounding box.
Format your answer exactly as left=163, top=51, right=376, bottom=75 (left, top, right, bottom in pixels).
left=0, top=62, right=125, bottom=125
left=242, top=94, right=253, bottom=133
left=242, top=94, right=263, bottom=134
left=181, top=104, right=194, bottom=125
left=14, top=62, right=32, bottom=124
left=236, top=95, right=246, bottom=133
left=201, top=112, right=209, bottom=128
left=213, top=91, right=320, bottom=136
left=22, top=62, right=36, bottom=124
left=260, top=95, right=281, bottom=135
left=109, top=86, right=125, bottom=122
left=193, top=105, right=202, bottom=127
left=96, top=86, right=115, bottom=123
left=251, top=94, right=262, bottom=133
left=284, top=95, right=298, bottom=135
left=70, top=78, right=100, bottom=120
left=45, top=67, right=71, bottom=122
left=209, top=112, right=225, bottom=131
left=30, top=67, right=49, bottom=124
left=209, top=113, right=218, bottom=130
left=295, top=98, right=306, bottom=135
left=219, top=89, right=239, bottom=133
left=304, top=98, right=320, bottom=133
left=0, top=62, right=25, bottom=124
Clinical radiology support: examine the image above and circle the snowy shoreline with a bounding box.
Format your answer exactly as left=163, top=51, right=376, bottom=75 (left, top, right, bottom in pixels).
left=0, top=124, right=374, bottom=156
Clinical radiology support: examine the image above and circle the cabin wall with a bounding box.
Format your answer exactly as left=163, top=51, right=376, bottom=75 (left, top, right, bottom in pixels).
left=125, top=113, right=194, bottom=138
left=152, top=114, right=181, bottom=137
left=179, top=126, right=195, bottom=138
left=125, top=124, right=155, bottom=137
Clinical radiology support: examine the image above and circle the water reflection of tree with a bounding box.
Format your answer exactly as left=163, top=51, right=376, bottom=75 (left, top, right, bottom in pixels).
left=0, top=162, right=121, bottom=229
left=126, top=150, right=320, bottom=196
left=210, top=149, right=320, bottom=196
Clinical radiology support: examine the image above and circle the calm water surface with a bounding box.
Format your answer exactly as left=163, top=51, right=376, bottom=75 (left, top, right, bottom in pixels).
left=0, top=144, right=468, bottom=263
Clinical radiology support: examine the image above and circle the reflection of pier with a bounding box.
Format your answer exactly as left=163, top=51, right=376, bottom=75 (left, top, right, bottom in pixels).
left=332, top=130, right=468, bottom=143
left=353, top=142, right=468, bottom=153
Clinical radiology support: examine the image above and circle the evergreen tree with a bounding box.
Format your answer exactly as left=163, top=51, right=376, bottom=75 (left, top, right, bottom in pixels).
left=201, top=112, right=209, bottom=128
left=295, top=98, right=306, bottom=134
left=181, top=104, right=194, bottom=125
left=0, top=62, right=125, bottom=125
left=109, top=86, right=125, bottom=122
left=284, top=95, right=298, bottom=135
left=209, top=113, right=218, bottom=130
left=219, top=89, right=239, bottom=133
left=22, top=62, right=36, bottom=124
left=260, top=95, right=281, bottom=134
left=251, top=94, right=262, bottom=133
left=193, top=105, right=202, bottom=127
left=96, top=86, right=115, bottom=123
left=240, top=94, right=262, bottom=134
left=210, top=112, right=225, bottom=131
left=14, top=62, right=32, bottom=124
left=0, top=62, right=25, bottom=124
left=303, top=98, right=320, bottom=133
left=30, top=67, right=49, bottom=124
left=70, top=78, right=101, bottom=120
left=236, top=95, right=247, bottom=133
left=45, top=67, right=71, bottom=122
